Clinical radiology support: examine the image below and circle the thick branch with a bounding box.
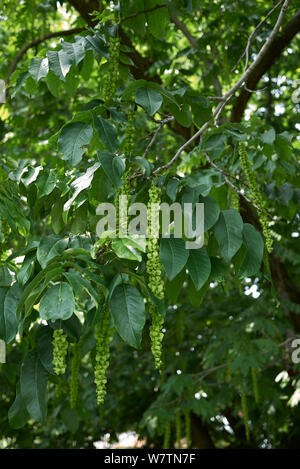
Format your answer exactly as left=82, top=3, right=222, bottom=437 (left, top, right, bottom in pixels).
left=231, top=7, right=300, bottom=122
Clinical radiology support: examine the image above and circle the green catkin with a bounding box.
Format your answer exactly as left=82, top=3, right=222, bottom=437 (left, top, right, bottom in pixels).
left=229, top=187, right=240, bottom=212
left=102, top=36, right=120, bottom=102
left=115, top=170, right=132, bottom=238
left=184, top=409, right=191, bottom=448
left=55, top=382, right=63, bottom=399
left=175, top=412, right=182, bottom=449
left=251, top=367, right=259, bottom=404
left=123, top=110, right=135, bottom=157
left=70, top=341, right=81, bottom=408
left=163, top=421, right=171, bottom=449
left=94, top=306, right=111, bottom=405
left=147, top=181, right=165, bottom=370
left=238, top=142, right=273, bottom=252
left=52, top=329, right=68, bottom=375
left=241, top=390, right=250, bottom=442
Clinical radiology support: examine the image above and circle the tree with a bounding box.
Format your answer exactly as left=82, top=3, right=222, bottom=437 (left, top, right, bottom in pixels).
left=0, top=0, right=299, bottom=449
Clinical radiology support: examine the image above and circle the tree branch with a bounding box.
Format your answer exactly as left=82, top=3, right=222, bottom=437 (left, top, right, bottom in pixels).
left=232, top=0, right=284, bottom=72
left=154, top=0, right=291, bottom=174
left=231, top=6, right=300, bottom=122
left=121, top=5, right=167, bottom=23
left=5, top=27, right=85, bottom=86
left=170, top=15, right=222, bottom=96
left=202, top=151, right=271, bottom=216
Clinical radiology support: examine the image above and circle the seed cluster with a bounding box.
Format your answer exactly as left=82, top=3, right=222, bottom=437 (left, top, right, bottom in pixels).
left=52, top=329, right=68, bottom=375
left=238, top=142, right=273, bottom=252
left=115, top=170, right=132, bottom=238
left=70, top=340, right=81, bottom=408
left=102, top=36, right=120, bottom=102
left=147, top=182, right=165, bottom=371
left=94, top=306, right=111, bottom=405
left=229, top=187, right=240, bottom=212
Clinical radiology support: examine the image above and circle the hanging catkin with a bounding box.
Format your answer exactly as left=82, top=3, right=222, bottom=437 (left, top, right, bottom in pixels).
left=52, top=329, right=68, bottom=375
left=146, top=181, right=165, bottom=370
left=94, top=306, right=111, bottom=405
left=238, top=142, right=273, bottom=252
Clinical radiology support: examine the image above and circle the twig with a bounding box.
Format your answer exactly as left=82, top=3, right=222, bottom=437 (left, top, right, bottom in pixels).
left=143, top=116, right=173, bottom=160
left=154, top=0, right=290, bottom=175
left=153, top=118, right=212, bottom=174
left=203, top=151, right=271, bottom=217
left=170, top=15, right=197, bottom=47
left=120, top=5, right=167, bottom=23
left=5, top=28, right=85, bottom=87
left=232, top=0, right=284, bottom=72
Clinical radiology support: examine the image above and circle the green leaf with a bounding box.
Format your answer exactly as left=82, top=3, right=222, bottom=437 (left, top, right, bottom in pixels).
left=36, top=326, right=55, bottom=375
left=58, top=122, right=93, bottom=167
left=160, top=238, right=189, bottom=280
left=63, top=163, right=100, bottom=212
left=17, top=254, right=35, bottom=286
left=80, top=49, right=94, bottom=80
left=238, top=224, right=264, bottom=278
left=146, top=0, right=169, bottom=39
left=214, top=209, right=243, bottom=262
left=278, top=182, right=294, bottom=206
left=0, top=284, right=22, bottom=343
left=0, top=265, right=13, bottom=287
left=16, top=262, right=63, bottom=320
left=135, top=88, right=163, bottom=115
left=45, top=70, right=62, bottom=97
left=61, top=41, right=86, bottom=66
left=97, top=150, right=125, bottom=188
left=28, top=58, right=49, bottom=82
left=165, top=270, right=186, bottom=303
left=203, top=133, right=226, bottom=159
left=47, top=50, right=72, bottom=81
left=169, top=102, right=192, bottom=127
left=110, top=284, right=145, bottom=348
left=37, top=235, right=68, bottom=268
left=260, top=128, right=275, bottom=144
left=93, top=115, right=119, bottom=152
left=210, top=257, right=227, bottom=282
left=39, top=282, right=75, bottom=321
left=199, top=195, right=220, bottom=231
left=20, top=351, right=48, bottom=423
left=35, top=169, right=56, bottom=196
left=187, top=248, right=211, bottom=290
left=112, top=236, right=146, bottom=262
left=8, top=383, right=29, bottom=429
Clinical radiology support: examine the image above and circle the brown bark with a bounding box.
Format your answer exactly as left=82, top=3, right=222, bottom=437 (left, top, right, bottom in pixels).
left=231, top=9, right=300, bottom=123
